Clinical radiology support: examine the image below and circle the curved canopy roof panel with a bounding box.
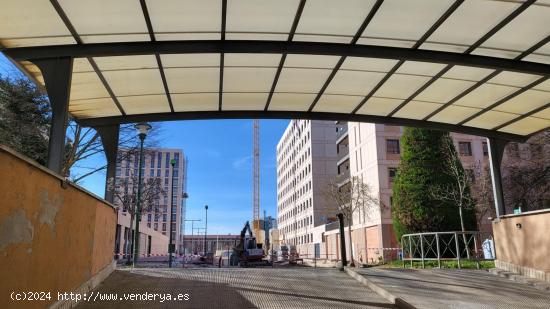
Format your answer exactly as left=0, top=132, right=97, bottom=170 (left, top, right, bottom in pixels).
left=1, top=0, right=550, bottom=140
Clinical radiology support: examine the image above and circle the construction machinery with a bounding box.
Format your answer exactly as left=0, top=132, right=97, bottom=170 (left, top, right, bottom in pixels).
left=232, top=221, right=268, bottom=267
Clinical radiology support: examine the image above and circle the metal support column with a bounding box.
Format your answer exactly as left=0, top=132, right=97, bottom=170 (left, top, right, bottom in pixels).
left=337, top=213, right=347, bottom=270
left=95, top=125, right=120, bottom=203
left=487, top=138, right=508, bottom=218
left=454, top=232, right=461, bottom=269
left=420, top=235, right=425, bottom=269
left=33, top=57, right=74, bottom=174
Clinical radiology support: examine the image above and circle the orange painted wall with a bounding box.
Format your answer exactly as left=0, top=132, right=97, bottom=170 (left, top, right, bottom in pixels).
left=0, top=146, right=117, bottom=308
left=493, top=210, right=550, bottom=272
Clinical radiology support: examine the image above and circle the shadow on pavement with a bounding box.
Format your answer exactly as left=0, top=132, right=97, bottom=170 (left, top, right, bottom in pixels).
left=235, top=286, right=395, bottom=308
left=75, top=271, right=257, bottom=309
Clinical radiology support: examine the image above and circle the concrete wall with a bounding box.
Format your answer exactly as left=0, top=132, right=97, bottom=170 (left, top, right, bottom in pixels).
left=0, top=146, right=117, bottom=308
left=493, top=209, right=550, bottom=280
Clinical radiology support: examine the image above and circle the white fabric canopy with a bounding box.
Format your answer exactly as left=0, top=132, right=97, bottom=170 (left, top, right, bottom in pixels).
left=1, top=0, right=549, bottom=138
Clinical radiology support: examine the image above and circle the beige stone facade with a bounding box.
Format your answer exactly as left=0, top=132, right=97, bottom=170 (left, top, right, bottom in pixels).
left=307, top=123, right=491, bottom=262
left=113, top=148, right=187, bottom=257
left=115, top=210, right=169, bottom=257
left=276, top=120, right=338, bottom=258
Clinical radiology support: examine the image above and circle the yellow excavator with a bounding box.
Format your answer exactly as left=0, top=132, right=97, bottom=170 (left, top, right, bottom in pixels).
left=232, top=221, right=269, bottom=267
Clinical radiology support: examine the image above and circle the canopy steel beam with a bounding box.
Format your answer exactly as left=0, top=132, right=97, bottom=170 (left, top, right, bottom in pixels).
left=307, top=0, right=386, bottom=112
left=389, top=0, right=536, bottom=118
left=33, top=56, right=73, bottom=174
left=492, top=102, right=550, bottom=131
left=139, top=0, right=175, bottom=113
left=50, top=0, right=126, bottom=116
left=219, top=0, right=227, bottom=111
left=354, top=0, right=465, bottom=115
left=488, top=138, right=508, bottom=218
left=458, top=76, right=549, bottom=126
left=76, top=110, right=526, bottom=142
left=4, top=40, right=550, bottom=76
left=264, top=0, right=306, bottom=111
left=95, top=124, right=120, bottom=203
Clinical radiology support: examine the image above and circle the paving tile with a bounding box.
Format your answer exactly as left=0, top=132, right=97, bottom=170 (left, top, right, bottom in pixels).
left=356, top=268, right=550, bottom=309
left=76, top=267, right=393, bottom=309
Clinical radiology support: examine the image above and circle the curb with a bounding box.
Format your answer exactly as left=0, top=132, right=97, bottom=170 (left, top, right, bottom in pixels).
left=489, top=268, right=550, bottom=291
left=345, top=267, right=417, bottom=309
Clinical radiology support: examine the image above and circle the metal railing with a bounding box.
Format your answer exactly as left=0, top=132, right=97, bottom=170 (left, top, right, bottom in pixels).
left=401, top=231, right=495, bottom=269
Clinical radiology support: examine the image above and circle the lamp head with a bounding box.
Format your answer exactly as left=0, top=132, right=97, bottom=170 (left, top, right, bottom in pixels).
left=170, top=158, right=177, bottom=166
left=205, top=205, right=208, bottom=210
left=134, top=122, right=152, bottom=137
left=182, top=192, right=189, bottom=199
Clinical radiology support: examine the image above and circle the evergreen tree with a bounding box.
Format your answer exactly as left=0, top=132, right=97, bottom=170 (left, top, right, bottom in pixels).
left=391, top=127, right=476, bottom=241
left=0, top=76, right=50, bottom=165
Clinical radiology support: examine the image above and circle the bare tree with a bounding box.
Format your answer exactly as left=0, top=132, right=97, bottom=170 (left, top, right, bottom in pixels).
left=430, top=140, right=476, bottom=258
left=469, top=162, right=495, bottom=231
left=323, top=176, right=382, bottom=267
left=109, top=162, right=166, bottom=264
left=63, top=121, right=162, bottom=183
left=502, top=131, right=550, bottom=212
left=430, top=140, right=476, bottom=235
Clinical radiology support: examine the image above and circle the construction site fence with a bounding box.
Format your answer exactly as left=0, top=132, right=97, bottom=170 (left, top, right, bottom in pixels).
left=296, top=247, right=404, bottom=265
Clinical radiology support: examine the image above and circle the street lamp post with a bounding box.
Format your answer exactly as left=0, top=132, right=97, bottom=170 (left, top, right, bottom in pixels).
left=193, top=227, right=206, bottom=253
left=132, top=122, right=151, bottom=267
left=192, top=227, right=206, bottom=253
left=182, top=219, right=200, bottom=264
left=204, top=205, right=208, bottom=255
left=168, top=158, right=187, bottom=268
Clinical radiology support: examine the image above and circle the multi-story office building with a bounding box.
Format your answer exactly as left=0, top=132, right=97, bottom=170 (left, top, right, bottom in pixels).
left=276, top=120, right=338, bottom=256
left=113, top=148, right=187, bottom=257
left=324, top=123, right=490, bottom=264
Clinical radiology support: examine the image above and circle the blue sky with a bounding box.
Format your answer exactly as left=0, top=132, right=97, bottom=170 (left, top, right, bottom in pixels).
left=1, top=54, right=288, bottom=235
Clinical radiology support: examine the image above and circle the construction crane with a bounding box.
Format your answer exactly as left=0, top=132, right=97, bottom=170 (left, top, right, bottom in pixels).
left=253, top=119, right=260, bottom=221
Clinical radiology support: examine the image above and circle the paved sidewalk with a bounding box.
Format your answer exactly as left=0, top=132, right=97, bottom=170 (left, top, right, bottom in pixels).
left=354, top=268, right=550, bottom=309
left=76, top=268, right=394, bottom=309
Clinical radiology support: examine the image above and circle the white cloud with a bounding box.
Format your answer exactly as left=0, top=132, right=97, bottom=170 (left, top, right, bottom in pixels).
left=232, top=155, right=252, bottom=169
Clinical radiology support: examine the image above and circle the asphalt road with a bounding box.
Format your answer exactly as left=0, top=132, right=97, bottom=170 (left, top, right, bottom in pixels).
left=75, top=267, right=394, bottom=309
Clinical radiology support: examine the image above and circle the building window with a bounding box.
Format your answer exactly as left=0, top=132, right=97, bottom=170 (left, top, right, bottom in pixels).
left=465, top=169, right=475, bottom=182
left=150, top=152, right=155, bottom=168
left=162, top=223, right=166, bottom=231
left=482, top=142, right=488, bottom=156
left=386, top=139, right=400, bottom=154
left=458, top=142, right=472, bottom=156
left=388, top=168, right=397, bottom=183
left=165, top=152, right=170, bottom=168
left=507, top=143, right=520, bottom=158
